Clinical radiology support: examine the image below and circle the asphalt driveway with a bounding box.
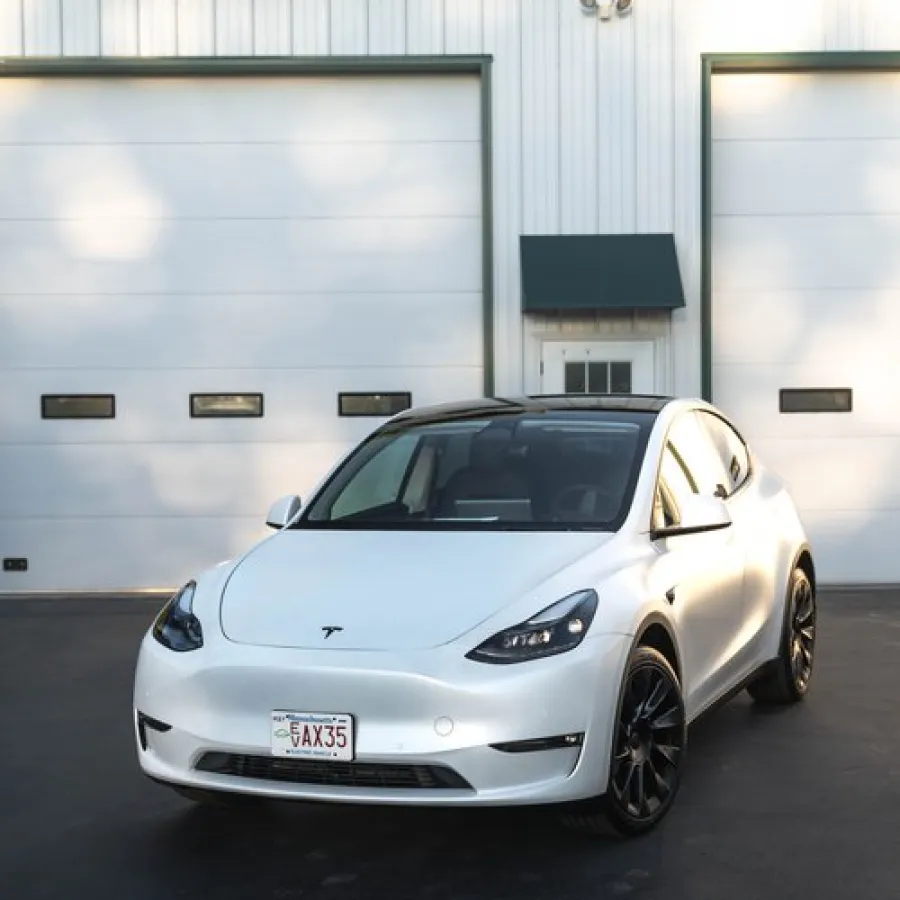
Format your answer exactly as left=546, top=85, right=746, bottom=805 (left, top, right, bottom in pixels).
left=1, top=590, right=898, bottom=900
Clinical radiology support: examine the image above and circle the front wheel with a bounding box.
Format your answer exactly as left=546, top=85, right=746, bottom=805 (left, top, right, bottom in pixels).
left=560, top=646, right=686, bottom=837
left=748, top=566, right=816, bottom=705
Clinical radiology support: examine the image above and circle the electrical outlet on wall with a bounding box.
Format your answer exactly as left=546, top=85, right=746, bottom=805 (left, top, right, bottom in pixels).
left=598, top=4, right=613, bottom=20
left=3, top=557, right=28, bottom=572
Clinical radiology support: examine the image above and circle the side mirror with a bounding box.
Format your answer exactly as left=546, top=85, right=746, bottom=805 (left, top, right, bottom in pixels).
left=651, top=494, right=732, bottom=541
left=266, top=494, right=303, bottom=530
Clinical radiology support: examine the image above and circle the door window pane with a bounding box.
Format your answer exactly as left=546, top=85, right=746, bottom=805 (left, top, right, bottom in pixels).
left=610, top=362, right=632, bottom=393
left=565, top=362, right=586, bottom=393
left=666, top=413, right=731, bottom=499
left=695, top=412, right=750, bottom=495
left=587, top=362, right=609, bottom=393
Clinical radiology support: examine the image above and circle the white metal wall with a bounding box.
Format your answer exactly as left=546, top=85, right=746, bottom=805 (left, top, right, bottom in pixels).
left=4, top=0, right=900, bottom=394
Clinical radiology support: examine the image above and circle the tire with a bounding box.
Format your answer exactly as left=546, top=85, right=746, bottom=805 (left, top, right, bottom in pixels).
left=747, top=566, right=816, bottom=705
left=560, top=646, right=687, bottom=837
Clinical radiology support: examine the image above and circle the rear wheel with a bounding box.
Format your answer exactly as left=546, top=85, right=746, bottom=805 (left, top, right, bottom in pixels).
left=747, top=566, right=816, bottom=705
left=560, top=646, right=686, bottom=837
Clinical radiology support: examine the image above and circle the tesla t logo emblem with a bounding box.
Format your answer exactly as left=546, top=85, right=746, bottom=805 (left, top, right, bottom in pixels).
left=322, top=626, right=343, bottom=639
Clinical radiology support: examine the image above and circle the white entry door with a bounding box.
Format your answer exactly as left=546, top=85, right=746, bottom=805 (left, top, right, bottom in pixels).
left=541, top=341, right=656, bottom=395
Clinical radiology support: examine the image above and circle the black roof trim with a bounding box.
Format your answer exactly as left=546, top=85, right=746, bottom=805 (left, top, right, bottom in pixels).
left=388, top=394, right=674, bottom=426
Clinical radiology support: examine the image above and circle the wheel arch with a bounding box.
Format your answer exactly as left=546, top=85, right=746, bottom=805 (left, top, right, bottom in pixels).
left=632, top=612, right=683, bottom=685
left=794, top=544, right=816, bottom=594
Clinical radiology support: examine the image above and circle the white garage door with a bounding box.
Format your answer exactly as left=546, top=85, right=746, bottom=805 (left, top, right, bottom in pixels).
left=0, top=74, right=483, bottom=591
left=712, top=71, right=900, bottom=584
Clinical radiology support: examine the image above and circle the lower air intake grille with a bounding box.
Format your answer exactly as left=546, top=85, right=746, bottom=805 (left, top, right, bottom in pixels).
left=195, top=753, right=473, bottom=791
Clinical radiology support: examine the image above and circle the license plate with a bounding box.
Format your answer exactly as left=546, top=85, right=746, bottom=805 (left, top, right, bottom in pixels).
left=270, top=711, right=354, bottom=761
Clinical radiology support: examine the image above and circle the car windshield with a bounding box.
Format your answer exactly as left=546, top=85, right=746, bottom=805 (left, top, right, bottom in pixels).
left=296, top=409, right=655, bottom=532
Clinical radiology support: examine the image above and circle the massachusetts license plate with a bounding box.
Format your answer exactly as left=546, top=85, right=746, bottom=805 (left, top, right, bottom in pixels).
left=270, top=711, right=354, bottom=761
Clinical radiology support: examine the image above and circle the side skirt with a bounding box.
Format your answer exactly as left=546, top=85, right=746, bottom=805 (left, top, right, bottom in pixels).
left=686, top=659, right=777, bottom=726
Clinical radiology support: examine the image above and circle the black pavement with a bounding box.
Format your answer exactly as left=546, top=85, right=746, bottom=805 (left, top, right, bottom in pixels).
left=1, top=590, right=898, bottom=900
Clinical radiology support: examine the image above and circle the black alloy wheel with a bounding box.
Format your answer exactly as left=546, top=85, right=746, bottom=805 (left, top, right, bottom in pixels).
left=608, top=648, right=686, bottom=829
left=560, top=646, right=686, bottom=836
left=789, top=572, right=816, bottom=692
left=748, top=566, right=817, bottom=704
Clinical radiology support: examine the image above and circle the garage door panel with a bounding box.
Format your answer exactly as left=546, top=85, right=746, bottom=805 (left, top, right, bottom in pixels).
left=714, top=215, right=900, bottom=291
left=0, top=441, right=359, bottom=519
left=712, top=70, right=900, bottom=584
left=0, top=217, right=481, bottom=294
left=712, top=290, right=900, bottom=365
left=749, top=437, right=900, bottom=512
left=799, top=511, right=900, bottom=584
left=0, top=293, right=483, bottom=369
left=713, top=73, right=900, bottom=141
left=0, top=76, right=481, bottom=144
left=0, top=73, right=483, bottom=591
left=0, top=367, right=484, bottom=444
left=0, top=142, right=481, bottom=220
left=0, top=516, right=269, bottom=591
left=713, top=140, right=900, bottom=216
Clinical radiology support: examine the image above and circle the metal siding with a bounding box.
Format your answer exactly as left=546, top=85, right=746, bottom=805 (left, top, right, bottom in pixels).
left=100, top=0, right=139, bottom=55
left=215, top=0, right=254, bottom=55
left=291, top=0, right=329, bottom=54
left=635, top=0, right=673, bottom=233
left=138, top=0, right=178, bottom=56
left=254, top=0, right=292, bottom=55
left=521, top=0, right=560, bottom=234
left=0, top=0, right=23, bottom=54
left=23, top=0, right=62, bottom=56
left=61, top=0, right=101, bottom=55
left=864, top=0, right=900, bottom=50
left=444, top=0, right=481, bottom=55
left=558, top=0, right=598, bottom=234
left=825, top=0, right=864, bottom=51
left=330, top=0, right=368, bottom=54
left=598, top=11, right=636, bottom=233
left=176, top=0, right=215, bottom=55
left=407, top=0, right=442, bottom=55
left=368, top=0, right=405, bottom=55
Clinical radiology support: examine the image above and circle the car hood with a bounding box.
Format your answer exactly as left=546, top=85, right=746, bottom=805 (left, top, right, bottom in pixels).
left=219, top=528, right=614, bottom=651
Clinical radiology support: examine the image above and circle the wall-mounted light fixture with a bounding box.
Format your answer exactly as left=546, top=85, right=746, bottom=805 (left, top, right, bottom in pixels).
left=581, top=0, right=633, bottom=18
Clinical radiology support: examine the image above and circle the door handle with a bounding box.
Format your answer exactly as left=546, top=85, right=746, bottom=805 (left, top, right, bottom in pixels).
left=665, top=587, right=676, bottom=604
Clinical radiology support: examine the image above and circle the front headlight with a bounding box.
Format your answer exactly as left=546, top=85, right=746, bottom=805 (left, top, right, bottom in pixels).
left=152, top=581, right=203, bottom=652
left=466, top=589, right=598, bottom=665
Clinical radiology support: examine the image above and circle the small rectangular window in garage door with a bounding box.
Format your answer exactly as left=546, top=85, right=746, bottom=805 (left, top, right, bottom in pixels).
left=41, top=395, right=115, bottom=419
left=190, top=394, right=264, bottom=417
left=338, top=393, right=412, bottom=417
left=779, top=389, right=852, bottom=414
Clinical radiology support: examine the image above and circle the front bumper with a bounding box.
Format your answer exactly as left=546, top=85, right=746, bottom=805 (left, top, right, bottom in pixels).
left=133, top=629, right=631, bottom=807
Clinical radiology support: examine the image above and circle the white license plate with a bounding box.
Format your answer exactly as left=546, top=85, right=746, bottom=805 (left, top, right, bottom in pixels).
left=270, top=711, right=354, bottom=761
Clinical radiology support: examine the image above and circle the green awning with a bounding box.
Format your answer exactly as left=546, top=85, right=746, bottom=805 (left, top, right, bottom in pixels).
left=520, top=233, right=686, bottom=312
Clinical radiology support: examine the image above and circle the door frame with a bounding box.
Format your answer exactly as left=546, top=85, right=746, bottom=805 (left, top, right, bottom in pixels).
left=525, top=332, right=671, bottom=396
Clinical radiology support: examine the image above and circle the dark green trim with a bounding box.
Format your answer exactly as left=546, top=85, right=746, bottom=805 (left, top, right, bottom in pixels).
left=701, top=51, right=900, bottom=403
left=0, top=54, right=490, bottom=76
left=701, top=56, right=713, bottom=402
left=0, top=53, right=496, bottom=396
left=479, top=60, right=495, bottom=397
